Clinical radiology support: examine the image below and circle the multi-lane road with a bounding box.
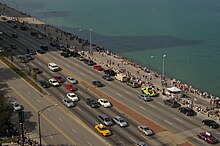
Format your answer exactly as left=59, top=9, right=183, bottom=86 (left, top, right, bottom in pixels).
left=1, top=18, right=220, bottom=146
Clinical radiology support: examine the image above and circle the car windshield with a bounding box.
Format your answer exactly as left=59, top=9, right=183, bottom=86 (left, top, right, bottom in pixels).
left=105, top=118, right=111, bottom=122
left=100, top=127, right=108, bottom=131
left=103, top=100, right=108, bottom=103
left=70, top=94, right=76, bottom=97
left=66, top=100, right=71, bottom=103
left=119, top=119, right=125, bottom=123
left=14, top=103, right=19, bottom=107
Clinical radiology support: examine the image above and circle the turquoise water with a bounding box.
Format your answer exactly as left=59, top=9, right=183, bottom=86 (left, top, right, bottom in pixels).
left=2, top=0, right=220, bottom=96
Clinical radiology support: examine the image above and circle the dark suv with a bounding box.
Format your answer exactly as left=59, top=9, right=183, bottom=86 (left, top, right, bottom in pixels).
left=179, top=107, right=196, bottom=116
left=202, top=119, right=219, bottom=129
left=164, top=99, right=181, bottom=108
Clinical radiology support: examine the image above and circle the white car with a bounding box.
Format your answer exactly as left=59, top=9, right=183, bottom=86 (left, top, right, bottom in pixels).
left=138, top=125, right=154, bottom=136
left=11, top=102, right=22, bottom=111
left=98, top=98, right=111, bottom=108
left=48, top=63, right=59, bottom=72
left=48, top=78, right=60, bottom=87
left=67, top=93, right=79, bottom=102
left=62, top=98, right=75, bottom=108
left=113, top=116, right=128, bottom=127
left=67, top=77, right=78, bottom=84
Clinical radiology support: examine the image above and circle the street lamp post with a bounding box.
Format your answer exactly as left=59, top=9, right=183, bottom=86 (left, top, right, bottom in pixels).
left=38, top=104, right=58, bottom=146
left=162, top=54, right=166, bottom=80
left=162, top=54, right=166, bottom=95
left=89, top=28, right=92, bottom=54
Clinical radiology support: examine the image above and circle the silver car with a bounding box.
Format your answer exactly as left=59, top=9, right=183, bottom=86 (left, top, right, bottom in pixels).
left=138, top=125, right=154, bottom=136
left=113, top=116, right=128, bottom=127
left=138, top=94, right=153, bottom=102
left=67, top=77, right=78, bottom=84
left=62, top=98, right=75, bottom=108
left=11, top=102, right=22, bottom=111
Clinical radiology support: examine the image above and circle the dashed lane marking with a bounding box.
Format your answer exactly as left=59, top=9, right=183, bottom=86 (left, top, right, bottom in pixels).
left=58, top=117, right=63, bottom=121
left=148, top=103, right=156, bottom=108
left=80, top=72, right=86, bottom=76
left=50, top=135, right=54, bottom=139
left=88, top=71, right=94, bottom=75
left=76, top=107, right=82, bottom=111
left=124, top=91, right=132, bottom=95
left=73, top=63, right=79, bottom=67
left=36, top=99, right=40, bottom=103
left=129, top=137, right=136, bottom=143
left=138, top=105, right=146, bottom=110
left=87, top=141, right=92, bottom=146
left=116, top=92, right=122, bottom=97
left=65, top=64, right=71, bottom=68
left=164, top=120, right=173, bottom=125
left=174, top=117, right=183, bottom=123
left=72, top=128, right=77, bottom=133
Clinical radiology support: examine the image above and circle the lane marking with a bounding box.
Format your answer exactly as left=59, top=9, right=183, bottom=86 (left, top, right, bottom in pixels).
left=36, top=99, right=40, bottom=103
left=129, top=137, right=136, bottom=143
left=50, top=135, right=54, bottom=139
left=27, top=92, right=31, bottom=95
left=87, top=141, right=92, bottom=146
left=164, top=120, right=173, bottom=125
left=58, top=117, right=63, bottom=121
left=138, top=105, right=146, bottom=110
left=124, top=91, right=132, bottom=95
left=38, top=62, right=42, bottom=65
left=59, top=94, right=65, bottom=98
left=18, top=84, right=22, bottom=87
left=157, top=101, right=164, bottom=105
left=195, top=137, right=205, bottom=143
left=141, top=135, right=149, bottom=140
left=174, top=117, right=183, bottom=123
left=80, top=72, right=86, bottom=76
left=116, top=92, right=122, bottom=97
left=77, top=91, right=83, bottom=95
left=118, top=140, right=125, bottom=146
left=65, top=64, right=71, bottom=68
left=47, top=108, right=51, bottom=112
left=148, top=104, right=156, bottom=108
left=106, top=81, right=112, bottom=84
left=73, top=63, right=79, bottom=67
left=76, top=107, right=81, bottom=111
left=88, top=71, right=94, bottom=75
left=72, top=128, right=77, bottom=133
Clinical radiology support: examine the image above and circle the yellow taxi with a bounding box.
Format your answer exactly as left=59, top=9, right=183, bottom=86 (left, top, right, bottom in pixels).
left=141, top=87, right=158, bottom=97
left=95, top=124, right=111, bottom=136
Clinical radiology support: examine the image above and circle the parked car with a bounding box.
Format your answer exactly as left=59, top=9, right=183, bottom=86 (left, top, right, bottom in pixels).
left=11, top=102, right=22, bottom=111
left=98, top=114, right=113, bottom=126
left=92, top=81, right=104, bottom=87
left=10, top=44, right=17, bottom=49
left=18, top=56, right=28, bottom=63
left=62, top=98, right=75, bottom=108
left=138, top=125, right=154, bottom=136
left=37, top=34, right=43, bottom=39
left=202, top=119, right=219, bottom=129
left=20, top=25, right=27, bottom=30
left=77, top=55, right=85, bottom=61
left=198, top=132, right=218, bottom=144
left=104, top=69, right=116, bottom=76
left=65, top=84, right=77, bottom=91
left=12, top=33, right=18, bottom=38
left=40, top=45, right=48, bottom=51
left=86, top=98, right=100, bottom=108
left=179, top=107, right=196, bottom=116
left=13, top=24, right=18, bottom=28
left=126, top=80, right=140, bottom=88
left=164, top=99, right=181, bottom=108
left=102, top=75, right=114, bottom=81
left=28, top=49, right=37, bottom=55
left=50, top=41, right=57, bottom=47
left=39, top=80, right=50, bottom=88
left=84, top=59, right=96, bottom=66
left=95, top=124, right=111, bottom=136
left=36, top=49, right=45, bottom=54
left=93, top=65, right=104, bottom=71
left=66, top=93, right=79, bottom=102
left=53, top=76, right=65, bottom=83
left=138, top=94, right=153, bottom=102
left=113, top=116, right=128, bottom=127
left=24, top=54, right=34, bottom=60
left=48, top=63, right=59, bottom=72
left=67, top=77, right=78, bottom=84
left=48, top=78, right=60, bottom=87
left=137, top=142, right=148, bottom=146
left=61, top=51, right=70, bottom=58
left=98, top=98, right=111, bottom=108
left=32, top=68, right=43, bottom=74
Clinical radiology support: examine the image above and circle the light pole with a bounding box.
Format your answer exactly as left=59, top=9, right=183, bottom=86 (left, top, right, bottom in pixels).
left=89, top=28, right=93, bottom=54
left=162, top=54, right=166, bottom=95
left=162, top=54, right=166, bottom=80
left=38, top=104, right=58, bottom=146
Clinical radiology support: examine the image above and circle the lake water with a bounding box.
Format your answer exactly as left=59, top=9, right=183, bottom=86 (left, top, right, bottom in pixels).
left=2, top=0, right=220, bottom=96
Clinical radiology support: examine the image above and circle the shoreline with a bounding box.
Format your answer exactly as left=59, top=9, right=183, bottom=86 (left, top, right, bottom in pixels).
left=0, top=3, right=218, bottom=101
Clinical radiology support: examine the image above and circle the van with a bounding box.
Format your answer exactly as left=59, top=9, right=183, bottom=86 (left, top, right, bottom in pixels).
left=98, top=114, right=113, bottom=126
left=115, top=73, right=127, bottom=82
left=126, top=81, right=140, bottom=88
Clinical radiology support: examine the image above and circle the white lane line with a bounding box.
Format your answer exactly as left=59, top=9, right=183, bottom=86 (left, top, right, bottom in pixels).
left=59, top=94, right=65, bottom=98
left=216, top=131, right=220, bottom=135
left=164, top=120, right=173, bottom=125
left=77, top=91, right=83, bottom=95
left=141, top=135, right=149, bottom=140
left=88, top=71, right=94, bottom=75
left=195, top=137, right=205, bottom=143
left=87, top=141, right=92, bottom=146
left=129, top=137, right=136, bottom=143
left=36, top=99, right=40, bottom=103
left=118, top=140, right=125, bottom=146
left=52, top=57, right=58, bottom=60
left=18, top=84, right=22, bottom=87
left=80, top=72, right=86, bottom=76
left=50, top=135, right=53, bottom=139
left=58, top=118, right=63, bottom=121
left=38, top=62, right=42, bottom=66
left=138, top=105, right=146, bottom=110
left=73, top=63, right=79, bottom=67
left=106, top=81, right=112, bottom=84
left=157, top=101, right=164, bottom=105
left=65, top=64, right=71, bottom=68
left=116, top=92, right=122, bottom=97
left=148, top=104, right=156, bottom=108
left=47, top=108, right=51, bottom=112
left=174, top=117, right=183, bottom=123
left=72, top=128, right=77, bottom=133
left=27, top=92, right=31, bottom=95
left=76, top=107, right=81, bottom=111
left=124, top=91, right=132, bottom=95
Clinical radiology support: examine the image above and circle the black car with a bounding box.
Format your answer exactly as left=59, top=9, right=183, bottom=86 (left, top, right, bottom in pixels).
left=29, top=49, right=37, bottom=55
left=84, top=59, right=96, bottom=66
left=104, top=69, right=116, bottom=76
left=36, top=49, right=45, bottom=54
left=164, top=99, right=181, bottom=108
left=71, top=51, right=80, bottom=57
left=18, top=56, right=28, bottom=63
left=61, top=51, right=70, bottom=58
left=92, top=81, right=104, bottom=87
left=20, top=25, right=27, bottom=31
left=39, top=80, right=50, bottom=88
left=40, top=45, right=48, bottom=51
left=102, top=75, right=114, bottom=81
left=86, top=98, right=100, bottom=108
left=13, top=24, right=18, bottom=28
left=179, top=107, right=196, bottom=116
left=77, top=55, right=86, bottom=61
left=202, top=119, right=219, bottom=129
left=12, top=33, right=18, bottom=38
left=50, top=41, right=58, bottom=47
left=30, top=31, right=37, bottom=36
left=10, top=44, right=17, bottom=49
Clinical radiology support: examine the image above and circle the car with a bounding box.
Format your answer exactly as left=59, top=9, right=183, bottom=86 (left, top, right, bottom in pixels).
left=20, top=25, right=27, bottom=30
left=77, top=55, right=86, bottom=61
left=13, top=24, right=18, bottom=28
left=61, top=51, right=70, bottom=58
left=7, top=20, right=12, bottom=23
left=202, top=119, right=219, bottom=129
left=84, top=59, right=96, bottom=66
left=12, top=33, right=18, bottom=38
left=11, top=102, right=22, bottom=111
left=1, top=17, right=7, bottom=20
left=86, top=98, right=100, bottom=108
left=126, top=80, right=140, bottom=88
left=36, top=49, right=45, bottom=54
left=113, top=116, right=128, bottom=127
left=102, top=75, right=114, bottom=81
left=57, top=44, right=66, bottom=50
left=95, top=124, right=111, bottom=136
left=67, top=77, right=78, bottom=84
left=53, top=76, right=65, bottom=83
left=30, top=31, right=37, bottom=36
left=93, top=65, right=104, bottom=71
left=71, top=51, right=80, bottom=57
left=29, top=49, right=37, bottom=55
left=98, top=98, right=111, bottom=108
left=138, top=94, right=153, bottom=102
left=141, top=87, right=158, bottom=97
left=38, top=80, right=50, bottom=88
left=179, top=107, right=196, bottom=116
left=164, top=99, right=181, bottom=108
left=50, top=41, right=58, bottom=47
left=32, top=68, right=43, bottom=74
left=198, top=132, right=218, bottom=144
left=24, top=54, right=34, bottom=60
left=104, top=69, right=116, bottom=76
left=48, top=63, right=59, bottom=72
left=18, top=56, right=29, bottom=63
left=65, top=84, right=77, bottom=91
left=98, top=115, right=113, bottom=126
left=37, top=34, right=43, bottom=39
left=92, top=81, right=104, bottom=87
left=67, top=93, right=79, bottom=102
left=138, top=125, right=154, bottom=136
left=137, top=142, right=148, bottom=146
left=62, top=98, right=75, bottom=108
left=10, top=44, right=17, bottom=49
left=48, top=78, right=60, bottom=87
left=40, top=45, right=48, bottom=51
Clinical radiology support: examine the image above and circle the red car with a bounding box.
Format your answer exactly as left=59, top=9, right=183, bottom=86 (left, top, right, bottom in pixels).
left=198, top=132, right=218, bottom=144
left=53, top=76, right=65, bottom=83
left=93, top=65, right=104, bottom=71
left=65, top=84, right=77, bottom=91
